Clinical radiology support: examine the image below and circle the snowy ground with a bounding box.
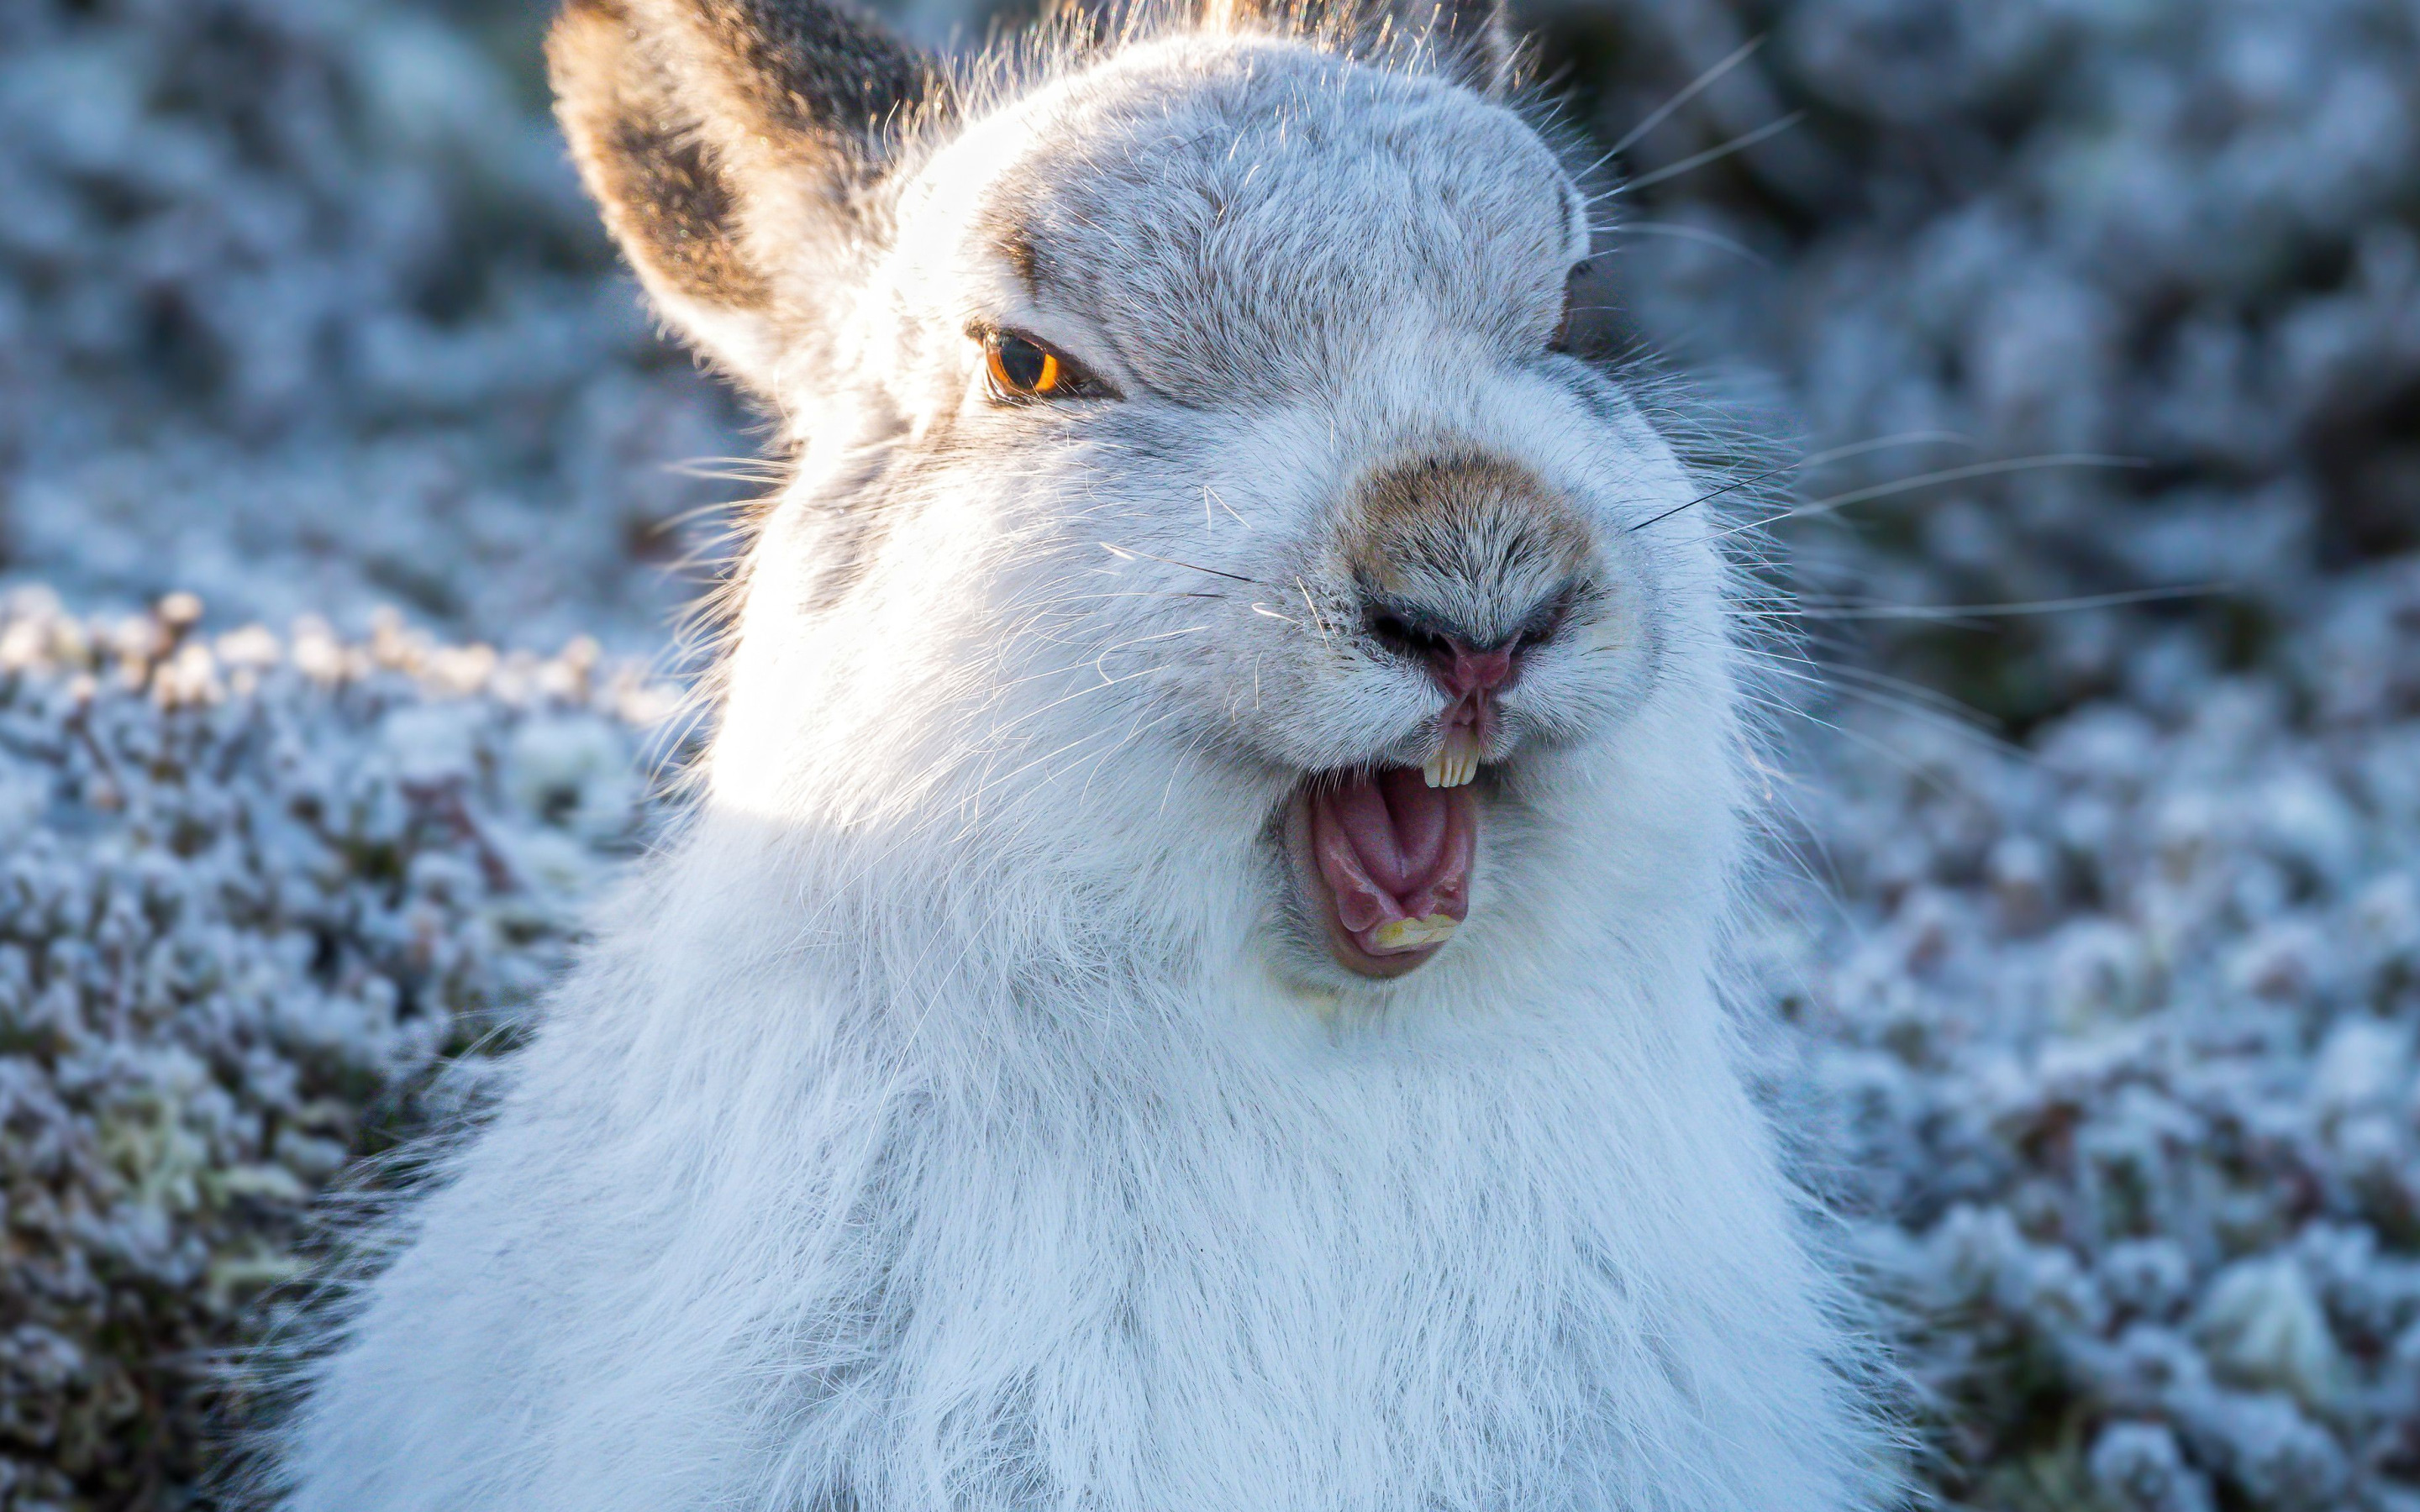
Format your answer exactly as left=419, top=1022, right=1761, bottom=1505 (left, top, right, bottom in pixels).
left=2, top=0, right=2417, bottom=1508
left=1766, top=557, right=2420, bottom=1509
left=0, top=0, right=741, bottom=654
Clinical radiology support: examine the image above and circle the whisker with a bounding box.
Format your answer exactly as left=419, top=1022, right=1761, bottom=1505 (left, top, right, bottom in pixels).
left=1618, top=112, right=1807, bottom=195
left=1607, top=35, right=1766, bottom=159
left=1628, top=460, right=1798, bottom=533
left=1100, top=541, right=1258, bottom=584
left=1800, top=711, right=1982, bottom=801
left=1716, top=454, right=2150, bottom=538
left=1800, top=431, right=1975, bottom=470
left=650, top=496, right=761, bottom=532
left=1737, top=681, right=2008, bottom=798
left=1796, top=583, right=2226, bottom=621
left=1102, top=626, right=1211, bottom=650
left=969, top=674, right=1185, bottom=799
left=1295, top=577, right=1334, bottom=643
left=660, top=455, right=792, bottom=485
left=1607, top=221, right=1773, bottom=268
left=1053, top=589, right=1228, bottom=603
left=1824, top=681, right=2033, bottom=764
left=1819, top=662, right=1997, bottom=724
left=1745, top=640, right=2029, bottom=755
left=1632, top=433, right=1974, bottom=536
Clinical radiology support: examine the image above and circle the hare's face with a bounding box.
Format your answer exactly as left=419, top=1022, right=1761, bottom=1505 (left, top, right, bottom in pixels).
left=555, top=3, right=1730, bottom=984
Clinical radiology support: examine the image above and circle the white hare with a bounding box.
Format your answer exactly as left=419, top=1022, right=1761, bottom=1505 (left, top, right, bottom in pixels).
left=270, top=0, right=1895, bottom=1506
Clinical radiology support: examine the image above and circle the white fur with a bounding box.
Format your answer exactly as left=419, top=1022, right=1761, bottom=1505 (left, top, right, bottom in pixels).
left=273, top=28, right=1893, bottom=1511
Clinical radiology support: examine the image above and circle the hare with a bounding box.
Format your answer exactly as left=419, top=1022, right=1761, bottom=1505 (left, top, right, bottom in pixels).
left=268, top=0, right=1894, bottom=1507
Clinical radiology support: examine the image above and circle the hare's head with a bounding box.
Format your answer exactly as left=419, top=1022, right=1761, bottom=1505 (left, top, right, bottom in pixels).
left=555, top=0, right=1743, bottom=993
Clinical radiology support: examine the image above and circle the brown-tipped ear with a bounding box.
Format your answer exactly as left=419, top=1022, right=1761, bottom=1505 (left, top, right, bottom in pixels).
left=1207, top=0, right=1514, bottom=92
left=548, top=0, right=938, bottom=396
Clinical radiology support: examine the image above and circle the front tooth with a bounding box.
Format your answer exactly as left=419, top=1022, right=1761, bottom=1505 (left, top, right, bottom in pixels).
left=1423, top=727, right=1483, bottom=789
left=1371, top=914, right=1460, bottom=951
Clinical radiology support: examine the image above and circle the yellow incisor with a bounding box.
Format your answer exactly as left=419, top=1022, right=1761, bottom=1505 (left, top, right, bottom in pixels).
left=1421, top=726, right=1484, bottom=789
left=1370, top=914, right=1460, bottom=952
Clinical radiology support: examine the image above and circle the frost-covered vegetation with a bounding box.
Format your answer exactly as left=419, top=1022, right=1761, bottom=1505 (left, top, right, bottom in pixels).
left=1556, top=0, right=2420, bottom=720
left=1770, top=558, right=2420, bottom=1509
left=0, top=0, right=736, bottom=649
left=0, top=591, right=665, bottom=1509
left=1568, top=3, right=2420, bottom=1504
left=3, top=0, right=2418, bottom=1507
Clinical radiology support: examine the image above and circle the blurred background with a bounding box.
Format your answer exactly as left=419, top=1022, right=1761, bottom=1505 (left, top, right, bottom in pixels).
left=3, top=0, right=2419, bottom=1508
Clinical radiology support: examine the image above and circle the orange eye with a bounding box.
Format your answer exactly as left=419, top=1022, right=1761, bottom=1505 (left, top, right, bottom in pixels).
left=984, top=331, right=1075, bottom=402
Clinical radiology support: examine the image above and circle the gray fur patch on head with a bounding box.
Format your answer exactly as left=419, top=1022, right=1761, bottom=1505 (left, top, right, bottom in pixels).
left=961, top=41, right=1578, bottom=404
left=1207, top=0, right=1517, bottom=95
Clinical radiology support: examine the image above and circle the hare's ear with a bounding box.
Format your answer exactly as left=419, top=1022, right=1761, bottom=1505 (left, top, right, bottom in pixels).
left=548, top=0, right=939, bottom=396
left=1210, top=0, right=1513, bottom=92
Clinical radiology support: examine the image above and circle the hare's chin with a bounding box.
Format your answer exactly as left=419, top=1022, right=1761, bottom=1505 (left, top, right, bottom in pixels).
left=1284, top=769, right=1478, bottom=979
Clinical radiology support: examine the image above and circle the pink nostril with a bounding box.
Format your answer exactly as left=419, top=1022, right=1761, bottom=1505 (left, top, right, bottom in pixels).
left=1431, top=639, right=1517, bottom=701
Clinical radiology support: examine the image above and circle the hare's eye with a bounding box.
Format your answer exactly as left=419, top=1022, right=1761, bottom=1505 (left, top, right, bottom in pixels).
left=984, top=331, right=1087, bottom=402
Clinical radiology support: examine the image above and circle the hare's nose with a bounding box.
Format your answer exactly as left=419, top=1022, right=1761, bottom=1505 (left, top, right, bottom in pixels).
left=1431, top=637, right=1517, bottom=701
left=1344, top=450, right=1593, bottom=668
left=1360, top=606, right=1559, bottom=697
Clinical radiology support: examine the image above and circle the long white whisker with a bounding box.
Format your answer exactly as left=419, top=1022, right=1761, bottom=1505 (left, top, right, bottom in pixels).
left=1607, top=221, right=1773, bottom=268
left=1100, top=540, right=1258, bottom=585
left=1619, top=111, right=1807, bottom=195
left=1799, top=431, right=1975, bottom=470
left=1797, top=583, right=2225, bottom=621
left=1717, top=454, right=2150, bottom=538
left=1607, top=35, right=1766, bottom=160
left=1631, top=432, right=1975, bottom=536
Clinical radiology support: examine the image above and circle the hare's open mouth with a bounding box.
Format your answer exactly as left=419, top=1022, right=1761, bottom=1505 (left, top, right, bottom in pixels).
left=1285, top=768, right=1477, bottom=979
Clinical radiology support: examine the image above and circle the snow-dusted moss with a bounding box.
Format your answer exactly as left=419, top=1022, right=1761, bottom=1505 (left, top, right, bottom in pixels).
left=1549, top=0, right=2420, bottom=718
left=0, top=591, right=666, bottom=1509
left=8, top=0, right=2420, bottom=1507
left=1770, top=557, right=2420, bottom=1510
left=0, top=0, right=739, bottom=651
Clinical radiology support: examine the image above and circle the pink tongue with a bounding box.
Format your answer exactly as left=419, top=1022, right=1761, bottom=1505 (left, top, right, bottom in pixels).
left=1309, top=769, right=1475, bottom=955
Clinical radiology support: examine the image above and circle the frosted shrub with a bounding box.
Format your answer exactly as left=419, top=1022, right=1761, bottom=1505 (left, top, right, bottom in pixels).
left=5, top=0, right=2420, bottom=1507
left=0, top=591, right=665, bottom=1507
left=0, top=0, right=736, bottom=648
left=1781, top=556, right=2420, bottom=1506
left=1561, top=0, right=2420, bottom=715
